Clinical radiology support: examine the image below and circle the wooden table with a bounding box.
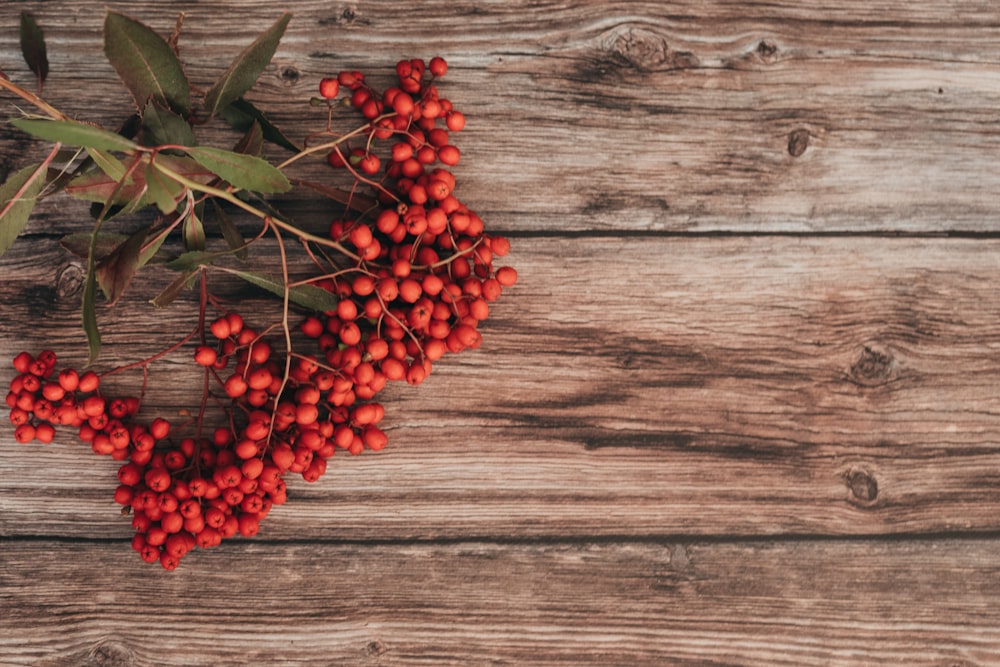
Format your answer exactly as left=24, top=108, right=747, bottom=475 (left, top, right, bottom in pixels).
left=3, top=1, right=1000, bottom=664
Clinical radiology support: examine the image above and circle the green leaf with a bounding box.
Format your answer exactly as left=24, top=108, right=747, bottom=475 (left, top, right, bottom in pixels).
left=103, top=11, right=191, bottom=115
left=232, top=270, right=338, bottom=313
left=203, top=13, right=291, bottom=118
left=210, top=200, right=248, bottom=261
left=294, top=178, right=376, bottom=213
left=65, top=168, right=145, bottom=205
left=82, top=266, right=101, bottom=365
left=233, top=121, right=264, bottom=157
left=150, top=268, right=199, bottom=308
left=185, top=146, right=291, bottom=193
left=182, top=207, right=206, bottom=251
left=139, top=226, right=171, bottom=266
left=96, top=189, right=148, bottom=222
left=62, top=231, right=128, bottom=260
left=94, top=227, right=146, bottom=305
left=11, top=117, right=138, bottom=152
left=64, top=228, right=171, bottom=266
left=141, top=102, right=197, bottom=147
left=0, top=163, right=46, bottom=257
left=19, top=12, right=49, bottom=88
left=220, top=98, right=300, bottom=153
left=86, top=148, right=127, bottom=181
left=144, top=160, right=184, bottom=214
left=68, top=154, right=215, bottom=206
left=151, top=154, right=217, bottom=183
left=166, top=250, right=217, bottom=272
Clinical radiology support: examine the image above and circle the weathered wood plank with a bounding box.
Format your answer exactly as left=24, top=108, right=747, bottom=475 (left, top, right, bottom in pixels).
left=2, top=538, right=999, bottom=666
left=1, top=1, right=1000, bottom=233
left=4, top=235, right=1000, bottom=540
left=1, top=2, right=999, bottom=665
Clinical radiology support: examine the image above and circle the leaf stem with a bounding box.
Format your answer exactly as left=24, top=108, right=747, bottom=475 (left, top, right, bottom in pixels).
left=0, top=76, right=66, bottom=120
left=0, top=143, right=60, bottom=221
left=151, top=157, right=361, bottom=261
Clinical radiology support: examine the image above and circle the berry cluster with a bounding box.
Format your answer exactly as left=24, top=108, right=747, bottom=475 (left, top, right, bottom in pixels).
left=6, top=315, right=391, bottom=569
left=310, top=57, right=516, bottom=391
left=4, top=57, right=516, bottom=570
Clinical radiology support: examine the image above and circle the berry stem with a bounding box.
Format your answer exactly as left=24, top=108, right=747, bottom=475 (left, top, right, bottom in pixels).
left=265, top=219, right=294, bottom=446
left=275, top=114, right=395, bottom=171
left=99, top=326, right=201, bottom=379
left=196, top=270, right=211, bottom=442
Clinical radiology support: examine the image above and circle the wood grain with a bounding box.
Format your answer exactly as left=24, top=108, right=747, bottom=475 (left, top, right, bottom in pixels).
left=2, top=538, right=999, bottom=666
left=3, top=236, right=1000, bottom=541
left=3, top=1, right=1000, bottom=665
left=2, top=1, right=1000, bottom=234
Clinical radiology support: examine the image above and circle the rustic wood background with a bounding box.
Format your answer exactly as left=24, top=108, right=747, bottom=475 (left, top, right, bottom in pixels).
left=2, top=1, right=1000, bottom=665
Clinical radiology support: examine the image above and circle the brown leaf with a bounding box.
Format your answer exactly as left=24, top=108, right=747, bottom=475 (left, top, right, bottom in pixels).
left=94, top=227, right=147, bottom=305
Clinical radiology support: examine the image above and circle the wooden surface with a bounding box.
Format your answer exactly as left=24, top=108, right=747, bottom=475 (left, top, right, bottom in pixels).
left=3, top=1, right=1000, bottom=665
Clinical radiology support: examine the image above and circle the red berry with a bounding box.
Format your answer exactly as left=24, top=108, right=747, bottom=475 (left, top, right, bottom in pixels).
left=295, top=403, right=319, bottom=426
left=391, top=142, right=413, bottom=163
left=496, top=266, right=518, bottom=287
left=233, top=440, right=257, bottom=460
left=12, top=352, right=33, bottom=374
left=429, top=56, right=448, bottom=77
left=238, top=513, right=260, bottom=537
left=77, top=371, right=100, bottom=393
left=145, top=467, right=172, bottom=493
left=423, top=98, right=442, bottom=119
left=339, top=322, right=361, bottom=346
left=338, top=70, right=362, bottom=89
left=226, top=313, right=244, bottom=336
left=42, top=382, right=65, bottom=402
left=270, top=444, right=295, bottom=471
left=82, top=395, right=106, bottom=418
left=224, top=375, right=249, bottom=398
left=358, top=153, right=381, bottom=175
left=14, top=423, right=36, bottom=443
left=349, top=224, right=374, bottom=249
left=318, top=77, right=340, bottom=99
left=398, top=278, right=422, bottom=303
left=301, top=316, right=324, bottom=338
left=241, top=458, right=264, bottom=480
left=194, top=346, right=218, bottom=367
left=437, top=145, right=460, bottom=166
left=446, top=111, right=466, bottom=132
left=149, top=418, right=171, bottom=440
left=58, top=369, right=79, bottom=392
left=247, top=367, right=273, bottom=391
left=210, top=317, right=232, bottom=340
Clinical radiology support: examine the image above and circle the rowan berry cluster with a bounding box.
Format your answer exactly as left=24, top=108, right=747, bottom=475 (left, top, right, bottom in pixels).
left=6, top=313, right=392, bottom=569
left=5, top=56, right=516, bottom=570
left=310, top=57, right=516, bottom=391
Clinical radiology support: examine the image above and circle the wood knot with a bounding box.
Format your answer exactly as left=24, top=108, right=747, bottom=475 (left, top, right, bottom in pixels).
left=85, top=640, right=136, bottom=667
left=364, top=639, right=388, bottom=656
left=843, top=469, right=879, bottom=506
left=787, top=129, right=810, bottom=157
left=756, top=39, right=780, bottom=63
left=57, top=263, right=85, bottom=300
left=318, top=6, right=368, bottom=27
left=278, top=64, right=301, bottom=84
left=608, top=26, right=669, bottom=72
left=849, top=344, right=896, bottom=387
